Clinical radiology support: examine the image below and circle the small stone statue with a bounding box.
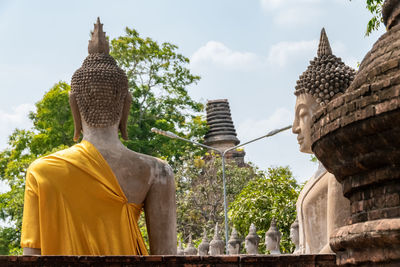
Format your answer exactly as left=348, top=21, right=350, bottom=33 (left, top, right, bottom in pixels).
left=198, top=229, right=210, bottom=256
left=265, top=218, right=281, bottom=254
left=227, top=227, right=241, bottom=255
left=290, top=217, right=300, bottom=254
left=245, top=223, right=260, bottom=255
left=209, top=223, right=225, bottom=255
left=184, top=234, right=197, bottom=255
left=177, top=239, right=184, bottom=255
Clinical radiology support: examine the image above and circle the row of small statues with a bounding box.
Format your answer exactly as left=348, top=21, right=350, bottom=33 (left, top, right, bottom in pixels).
left=177, top=218, right=299, bottom=255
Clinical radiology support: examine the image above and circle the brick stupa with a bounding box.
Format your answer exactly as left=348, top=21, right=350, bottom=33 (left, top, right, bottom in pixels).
left=204, top=99, right=245, bottom=166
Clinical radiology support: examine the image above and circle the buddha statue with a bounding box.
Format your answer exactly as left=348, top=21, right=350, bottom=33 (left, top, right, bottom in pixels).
left=244, top=223, right=259, bottom=255
left=290, top=217, right=300, bottom=254
left=209, top=223, right=224, bottom=255
left=21, top=18, right=177, bottom=255
left=184, top=234, right=198, bottom=255
left=265, top=218, right=281, bottom=255
left=292, top=28, right=353, bottom=254
left=177, top=240, right=184, bottom=255
left=227, top=227, right=241, bottom=255
left=198, top=229, right=210, bottom=256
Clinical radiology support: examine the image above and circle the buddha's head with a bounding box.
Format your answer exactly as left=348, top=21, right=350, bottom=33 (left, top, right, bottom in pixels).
left=265, top=218, right=281, bottom=252
left=198, top=229, right=210, bottom=256
left=70, top=18, right=131, bottom=142
left=292, top=28, right=355, bottom=154
left=227, top=228, right=241, bottom=255
left=209, top=223, right=224, bottom=255
left=244, top=223, right=259, bottom=254
left=290, top=217, right=299, bottom=246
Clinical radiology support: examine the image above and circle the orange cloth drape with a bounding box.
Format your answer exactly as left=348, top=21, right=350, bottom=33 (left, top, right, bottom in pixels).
left=21, top=140, right=148, bottom=255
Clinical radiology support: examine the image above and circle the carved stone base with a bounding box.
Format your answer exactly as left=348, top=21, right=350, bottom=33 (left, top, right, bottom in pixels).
left=330, top=218, right=400, bottom=266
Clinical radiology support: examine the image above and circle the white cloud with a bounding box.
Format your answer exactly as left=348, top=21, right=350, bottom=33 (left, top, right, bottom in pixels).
left=267, top=40, right=317, bottom=67
left=274, top=7, right=322, bottom=26
left=0, top=103, right=34, bottom=149
left=190, top=41, right=261, bottom=71
left=260, top=0, right=286, bottom=10
left=237, top=107, right=293, bottom=141
left=260, top=0, right=320, bottom=11
left=260, top=0, right=322, bottom=26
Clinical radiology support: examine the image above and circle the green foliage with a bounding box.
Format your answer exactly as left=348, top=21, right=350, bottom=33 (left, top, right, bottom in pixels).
left=350, top=0, right=384, bottom=36
left=0, top=227, right=22, bottom=255
left=229, top=166, right=300, bottom=254
left=175, top=154, right=262, bottom=245
left=110, top=27, right=207, bottom=167
left=28, top=82, right=75, bottom=155
left=365, top=0, right=384, bottom=36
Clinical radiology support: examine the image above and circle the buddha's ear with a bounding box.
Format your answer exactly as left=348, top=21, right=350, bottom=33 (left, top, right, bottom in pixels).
left=119, top=93, right=132, bottom=141
left=69, top=92, right=82, bottom=142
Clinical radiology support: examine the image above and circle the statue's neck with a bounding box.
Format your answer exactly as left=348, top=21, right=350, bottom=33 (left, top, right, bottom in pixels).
left=81, top=120, right=125, bottom=152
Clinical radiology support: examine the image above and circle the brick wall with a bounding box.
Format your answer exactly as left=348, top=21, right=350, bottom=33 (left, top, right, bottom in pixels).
left=0, top=255, right=336, bottom=267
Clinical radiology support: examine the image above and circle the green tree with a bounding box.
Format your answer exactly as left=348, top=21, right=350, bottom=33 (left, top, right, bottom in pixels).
left=110, top=27, right=207, bottom=167
left=229, top=166, right=300, bottom=254
left=174, top=153, right=263, bottom=244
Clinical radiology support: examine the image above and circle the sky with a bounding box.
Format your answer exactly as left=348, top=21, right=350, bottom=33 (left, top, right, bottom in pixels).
left=0, top=0, right=386, bottom=184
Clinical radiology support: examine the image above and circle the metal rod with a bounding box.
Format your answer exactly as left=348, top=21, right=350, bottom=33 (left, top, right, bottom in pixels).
left=221, top=155, right=229, bottom=251
left=223, top=125, right=292, bottom=155
left=151, top=128, right=222, bottom=153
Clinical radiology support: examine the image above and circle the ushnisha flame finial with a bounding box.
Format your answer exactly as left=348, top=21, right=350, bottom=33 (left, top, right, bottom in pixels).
left=88, top=17, right=110, bottom=54
left=317, top=28, right=332, bottom=57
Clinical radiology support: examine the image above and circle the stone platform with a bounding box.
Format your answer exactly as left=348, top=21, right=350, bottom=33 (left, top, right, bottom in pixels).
left=0, top=255, right=336, bottom=266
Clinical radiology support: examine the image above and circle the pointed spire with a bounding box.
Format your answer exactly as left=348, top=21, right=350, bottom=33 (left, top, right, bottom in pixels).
left=317, top=28, right=332, bottom=57
left=88, top=17, right=110, bottom=54
left=202, top=228, right=209, bottom=242
left=213, top=222, right=220, bottom=240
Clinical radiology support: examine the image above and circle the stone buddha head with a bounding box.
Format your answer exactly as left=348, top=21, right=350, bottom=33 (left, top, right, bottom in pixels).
left=227, top=227, right=241, bottom=255
left=244, top=223, right=259, bottom=255
left=209, top=223, right=225, bottom=255
left=292, top=28, right=355, bottom=153
left=69, top=17, right=131, bottom=142
left=265, top=218, right=281, bottom=254
left=184, top=234, right=198, bottom=255
left=290, top=217, right=299, bottom=253
left=198, top=229, right=210, bottom=256
left=177, top=239, right=184, bottom=255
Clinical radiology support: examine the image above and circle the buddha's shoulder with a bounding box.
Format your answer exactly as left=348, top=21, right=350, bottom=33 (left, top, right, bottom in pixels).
left=123, top=149, right=174, bottom=178
left=28, top=147, right=75, bottom=169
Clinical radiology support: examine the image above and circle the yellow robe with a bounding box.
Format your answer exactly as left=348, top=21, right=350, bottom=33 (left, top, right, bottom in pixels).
left=21, top=140, right=148, bottom=255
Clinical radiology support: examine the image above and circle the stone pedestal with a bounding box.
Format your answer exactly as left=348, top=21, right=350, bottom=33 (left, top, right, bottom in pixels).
left=311, top=17, right=400, bottom=266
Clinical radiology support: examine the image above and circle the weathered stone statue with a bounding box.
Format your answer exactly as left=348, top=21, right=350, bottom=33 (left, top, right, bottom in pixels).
left=177, top=240, right=184, bottom=255
left=244, top=223, right=259, bottom=255
left=265, top=218, right=281, bottom=255
left=292, top=28, right=353, bottom=254
left=312, top=1, right=400, bottom=265
left=20, top=18, right=176, bottom=255
left=184, top=234, right=197, bottom=255
left=209, top=223, right=224, bottom=255
left=290, top=217, right=300, bottom=254
left=227, top=227, right=241, bottom=255
left=198, top=229, right=210, bottom=256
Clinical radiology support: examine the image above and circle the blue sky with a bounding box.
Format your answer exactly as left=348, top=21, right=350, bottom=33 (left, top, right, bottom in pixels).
left=0, top=0, right=385, bottom=183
